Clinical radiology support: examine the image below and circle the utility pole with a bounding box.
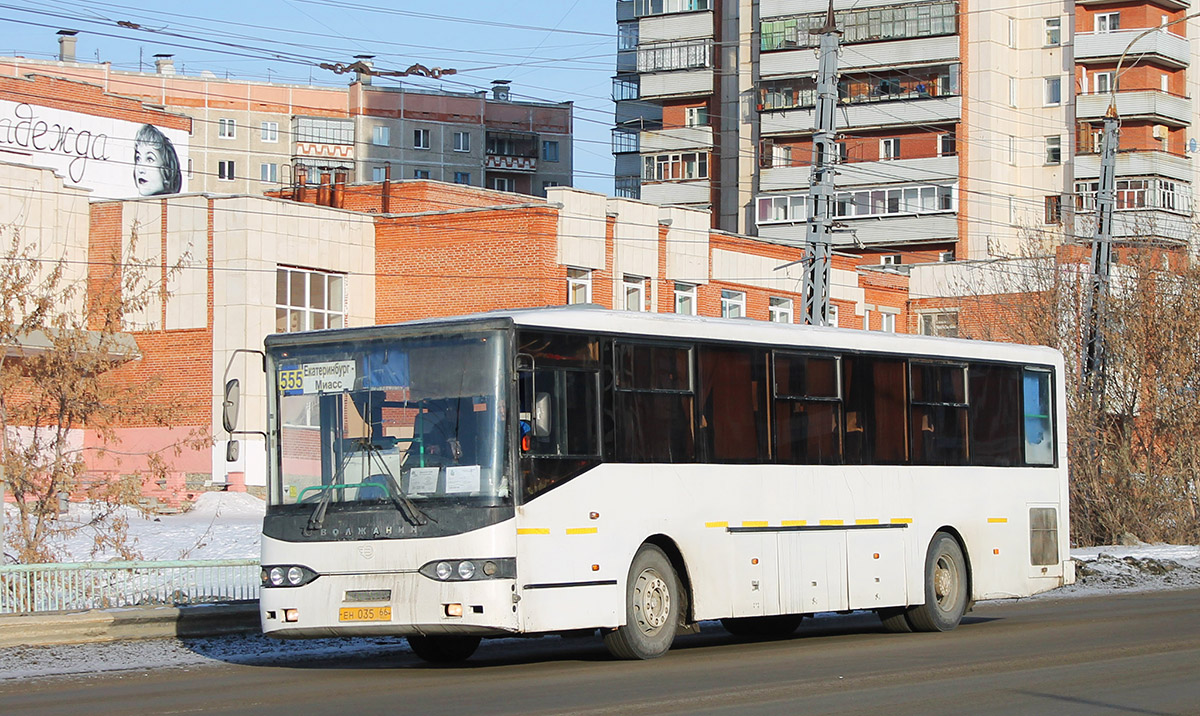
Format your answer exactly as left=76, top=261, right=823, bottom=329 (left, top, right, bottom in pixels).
left=1083, top=100, right=1120, bottom=403
left=801, top=2, right=841, bottom=326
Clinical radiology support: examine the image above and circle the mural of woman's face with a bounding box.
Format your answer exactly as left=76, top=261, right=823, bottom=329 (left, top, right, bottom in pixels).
left=134, top=141, right=166, bottom=195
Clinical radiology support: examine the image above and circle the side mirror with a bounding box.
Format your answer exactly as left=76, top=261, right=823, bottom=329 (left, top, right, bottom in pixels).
left=222, top=378, right=240, bottom=433
left=533, top=392, right=552, bottom=437
left=226, top=440, right=240, bottom=462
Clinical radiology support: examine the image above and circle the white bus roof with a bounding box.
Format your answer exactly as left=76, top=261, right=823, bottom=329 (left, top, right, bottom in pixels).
left=326, top=305, right=1062, bottom=368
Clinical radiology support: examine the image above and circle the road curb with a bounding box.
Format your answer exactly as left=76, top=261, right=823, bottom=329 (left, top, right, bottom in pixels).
left=0, top=602, right=261, bottom=648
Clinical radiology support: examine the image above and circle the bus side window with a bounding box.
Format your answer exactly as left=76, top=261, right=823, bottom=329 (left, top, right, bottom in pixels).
left=968, top=364, right=1022, bottom=466
left=697, top=345, right=770, bottom=463
left=613, top=343, right=695, bottom=463
left=1022, top=369, right=1055, bottom=465
left=773, top=352, right=842, bottom=465
left=909, top=362, right=968, bottom=465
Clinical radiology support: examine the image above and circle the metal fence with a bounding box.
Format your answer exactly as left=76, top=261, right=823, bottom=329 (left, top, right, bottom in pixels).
left=0, top=559, right=260, bottom=615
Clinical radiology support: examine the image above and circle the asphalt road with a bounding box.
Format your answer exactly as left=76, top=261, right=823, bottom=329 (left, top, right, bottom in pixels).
left=3, top=589, right=1199, bottom=716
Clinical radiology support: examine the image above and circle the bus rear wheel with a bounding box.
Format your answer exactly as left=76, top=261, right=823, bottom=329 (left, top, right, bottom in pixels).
left=720, top=614, right=803, bottom=639
left=604, top=544, right=680, bottom=660
left=907, top=532, right=968, bottom=632
left=407, top=634, right=481, bottom=663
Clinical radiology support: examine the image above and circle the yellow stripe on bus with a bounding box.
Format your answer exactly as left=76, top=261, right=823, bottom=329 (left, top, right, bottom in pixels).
left=566, top=527, right=598, bottom=535
left=742, top=520, right=769, bottom=528
left=891, top=518, right=914, bottom=524
left=782, top=520, right=807, bottom=527
left=517, top=528, right=550, bottom=535
left=705, top=521, right=729, bottom=529
left=819, top=519, right=844, bottom=526
left=987, top=517, right=1008, bottom=524
left=855, top=519, right=880, bottom=525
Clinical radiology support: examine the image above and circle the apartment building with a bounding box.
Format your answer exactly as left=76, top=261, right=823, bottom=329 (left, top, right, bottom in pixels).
left=613, top=0, right=1198, bottom=271
left=0, top=32, right=573, bottom=199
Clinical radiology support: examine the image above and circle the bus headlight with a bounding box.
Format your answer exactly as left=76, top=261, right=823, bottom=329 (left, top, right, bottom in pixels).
left=420, top=558, right=515, bottom=582
left=261, top=564, right=318, bottom=588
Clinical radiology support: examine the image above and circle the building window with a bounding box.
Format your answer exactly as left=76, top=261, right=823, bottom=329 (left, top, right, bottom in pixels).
left=612, top=129, right=639, bottom=154
left=613, top=75, right=639, bottom=101
left=276, top=267, right=345, bottom=333
left=542, top=140, right=560, bottom=162
left=721, top=289, right=745, bottom=319
left=218, top=160, right=235, bottom=181
left=218, top=118, right=236, bottom=139
left=414, top=169, right=430, bottom=179
left=567, top=267, right=592, bottom=305
left=674, top=282, right=697, bottom=315
left=939, top=251, right=955, bottom=262
left=615, top=176, right=641, bottom=199
left=757, top=184, right=955, bottom=224
left=769, top=297, right=793, bottom=324
left=1009, top=77, right=1017, bottom=107
left=1008, top=17, right=1016, bottom=48
left=618, top=22, right=639, bottom=51
left=371, top=166, right=387, bottom=182
left=685, top=106, right=708, bottom=127
left=828, top=304, right=839, bottom=327
left=454, top=172, right=471, bottom=185
left=881, top=254, right=902, bottom=266
left=863, top=307, right=873, bottom=330
left=294, top=116, right=353, bottom=145
left=1095, top=12, right=1120, bottom=33
left=642, top=152, right=709, bottom=181
left=1076, top=177, right=1191, bottom=213
left=1045, top=17, right=1061, bottom=46
left=938, top=133, right=956, bottom=157
left=637, top=38, right=712, bottom=72
left=1092, top=72, right=1116, bottom=95
left=623, top=275, right=646, bottom=311
left=1045, top=136, right=1062, bottom=165
left=1008, top=136, right=1017, bottom=164
left=919, top=311, right=959, bottom=337
left=372, top=125, right=390, bottom=146
left=260, top=163, right=278, bottom=182
left=454, top=131, right=471, bottom=152
left=880, top=311, right=897, bottom=333
left=635, top=0, right=711, bottom=16
left=413, top=128, right=431, bottom=149
left=760, top=1, right=956, bottom=51
left=492, top=177, right=513, bottom=192
left=880, top=138, right=901, bottom=161
left=1044, top=195, right=1062, bottom=224
left=260, top=121, right=278, bottom=142
left=1044, top=77, right=1062, bottom=106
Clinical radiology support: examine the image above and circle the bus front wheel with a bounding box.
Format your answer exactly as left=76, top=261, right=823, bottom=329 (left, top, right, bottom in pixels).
left=407, top=634, right=481, bottom=663
left=604, top=544, right=681, bottom=660
left=907, top=532, right=968, bottom=632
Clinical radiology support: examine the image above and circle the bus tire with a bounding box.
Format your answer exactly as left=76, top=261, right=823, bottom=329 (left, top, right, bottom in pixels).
left=407, top=634, right=481, bottom=663
left=877, top=608, right=913, bottom=633
left=604, top=544, right=680, bottom=660
left=907, top=532, right=968, bottom=632
left=720, top=614, right=803, bottom=639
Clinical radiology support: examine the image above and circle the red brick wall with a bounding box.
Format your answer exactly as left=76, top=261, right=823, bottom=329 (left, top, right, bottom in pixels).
left=0, top=74, right=191, bottom=130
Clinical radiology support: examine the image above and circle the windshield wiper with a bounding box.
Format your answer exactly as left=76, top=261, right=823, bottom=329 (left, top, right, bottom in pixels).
left=306, top=486, right=334, bottom=532
left=360, top=438, right=435, bottom=527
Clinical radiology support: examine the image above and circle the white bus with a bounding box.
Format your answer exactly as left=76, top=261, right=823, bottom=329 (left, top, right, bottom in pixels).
left=256, top=307, right=1073, bottom=662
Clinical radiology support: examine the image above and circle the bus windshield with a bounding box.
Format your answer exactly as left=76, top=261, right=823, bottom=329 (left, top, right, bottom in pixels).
left=270, top=330, right=509, bottom=508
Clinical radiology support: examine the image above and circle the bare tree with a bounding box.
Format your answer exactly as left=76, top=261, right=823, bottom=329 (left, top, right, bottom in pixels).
left=0, top=226, right=210, bottom=563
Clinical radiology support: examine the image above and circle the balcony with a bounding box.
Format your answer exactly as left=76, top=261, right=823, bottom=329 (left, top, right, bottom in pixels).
left=757, top=213, right=958, bottom=248
left=1075, top=30, right=1190, bottom=69
left=641, top=180, right=710, bottom=205
left=761, top=96, right=962, bottom=135
left=1077, top=90, right=1192, bottom=127
left=761, top=35, right=960, bottom=78
left=760, top=156, right=958, bottom=192
left=485, top=131, right=538, bottom=173
left=639, top=10, right=713, bottom=43
left=1076, top=0, right=1187, bottom=10
left=1073, top=209, right=1192, bottom=246
left=640, top=69, right=714, bottom=99
left=641, top=126, right=713, bottom=153
left=1074, top=150, right=1192, bottom=183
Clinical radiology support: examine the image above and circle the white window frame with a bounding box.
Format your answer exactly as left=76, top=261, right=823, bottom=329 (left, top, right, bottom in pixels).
left=259, top=163, right=278, bottom=183
left=372, top=125, right=390, bottom=146
left=218, top=118, right=236, bottom=139
left=492, top=177, right=513, bottom=192
left=1045, top=135, right=1062, bottom=165
left=276, top=266, right=346, bottom=333
left=880, top=137, right=901, bottom=160
left=260, top=121, right=279, bottom=143
left=685, top=106, right=708, bottom=127
left=881, top=254, right=902, bottom=266
left=768, top=297, right=793, bottom=324
left=413, top=128, right=431, bottom=150
left=1044, top=77, right=1062, bottom=106
left=642, top=151, right=709, bottom=181
left=919, top=310, right=959, bottom=337
left=757, top=184, right=956, bottom=225
left=1093, top=71, right=1115, bottom=95
left=454, top=131, right=471, bottom=152
left=720, top=289, right=746, bottom=319
left=1044, top=17, right=1061, bottom=46
left=567, top=267, right=592, bottom=305
left=623, top=275, right=647, bottom=312
left=372, top=166, right=387, bottom=182
left=674, top=282, right=697, bottom=315
left=1009, top=77, right=1017, bottom=108
left=827, top=304, right=839, bottom=327
left=880, top=310, right=898, bottom=333
left=1095, top=12, right=1120, bottom=33
left=218, top=160, right=235, bottom=181
left=937, top=133, right=955, bottom=157
left=863, top=307, right=873, bottom=331
left=1007, top=17, right=1016, bottom=48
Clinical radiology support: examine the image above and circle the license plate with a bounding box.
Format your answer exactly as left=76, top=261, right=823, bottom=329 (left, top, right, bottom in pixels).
left=339, top=606, right=392, bottom=622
